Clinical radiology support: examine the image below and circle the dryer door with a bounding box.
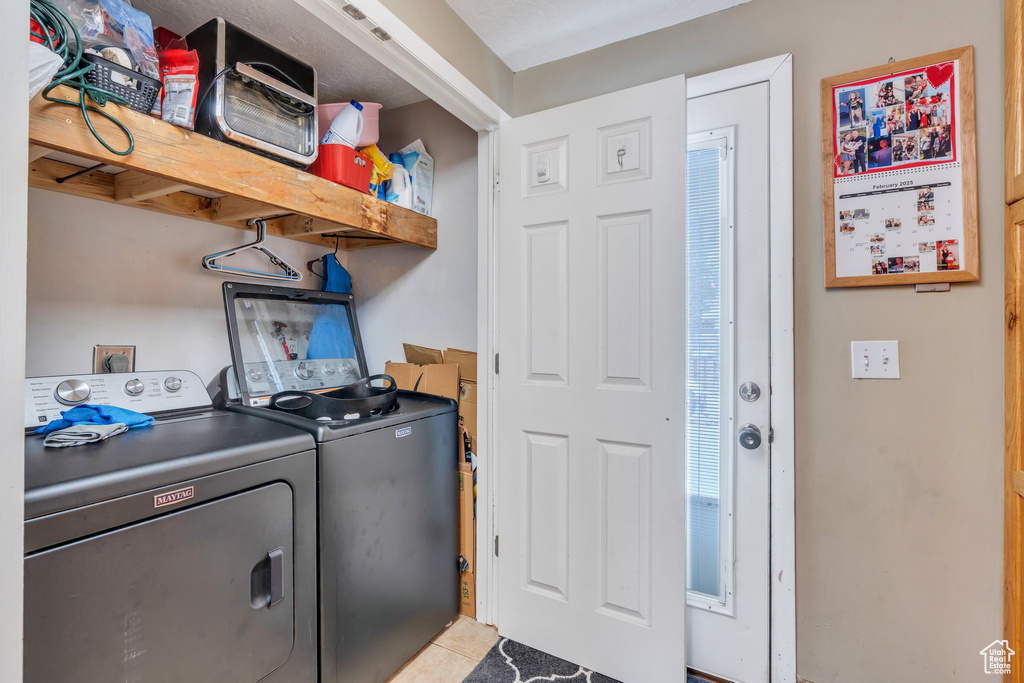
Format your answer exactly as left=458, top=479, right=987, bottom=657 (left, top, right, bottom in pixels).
left=25, top=482, right=295, bottom=682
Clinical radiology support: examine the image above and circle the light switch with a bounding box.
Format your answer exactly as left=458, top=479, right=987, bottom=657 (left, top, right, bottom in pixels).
left=850, top=340, right=900, bottom=379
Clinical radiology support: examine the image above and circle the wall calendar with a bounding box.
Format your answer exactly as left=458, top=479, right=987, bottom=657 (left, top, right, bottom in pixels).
left=821, top=47, right=978, bottom=287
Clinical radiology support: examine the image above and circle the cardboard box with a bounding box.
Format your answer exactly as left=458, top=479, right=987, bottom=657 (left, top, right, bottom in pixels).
left=458, top=466, right=475, bottom=573
left=403, top=343, right=444, bottom=365
left=384, top=361, right=460, bottom=401
left=460, top=569, right=476, bottom=618
left=443, top=347, right=477, bottom=383
left=459, top=467, right=476, bottom=618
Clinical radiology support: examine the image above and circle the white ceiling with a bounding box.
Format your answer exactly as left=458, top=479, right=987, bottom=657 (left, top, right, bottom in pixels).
left=134, top=0, right=427, bottom=110
left=443, top=0, right=752, bottom=72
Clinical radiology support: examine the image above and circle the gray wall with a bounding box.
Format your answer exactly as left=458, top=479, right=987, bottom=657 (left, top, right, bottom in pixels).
left=380, top=0, right=514, bottom=114
left=346, top=99, right=479, bottom=373
left=25, top=191, right=326, bottom=382
left=515, top=2, right=1003, bottom=682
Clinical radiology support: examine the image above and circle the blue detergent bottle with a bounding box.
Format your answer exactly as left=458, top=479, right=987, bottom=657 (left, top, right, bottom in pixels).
left=382, top=153, right=403, bottom=200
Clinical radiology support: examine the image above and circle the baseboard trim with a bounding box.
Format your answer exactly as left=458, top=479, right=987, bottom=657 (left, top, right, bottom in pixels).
left=687, top=669, right=734, bottom=683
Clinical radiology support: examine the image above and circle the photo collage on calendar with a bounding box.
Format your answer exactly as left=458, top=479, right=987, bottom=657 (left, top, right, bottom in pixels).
left=833, top=66, right=955, bottom=178
left=831, top=60, right=963, bottom=278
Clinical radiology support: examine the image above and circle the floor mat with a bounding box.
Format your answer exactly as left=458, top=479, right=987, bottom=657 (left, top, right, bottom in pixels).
left=463, top=637, right=707, bottom=682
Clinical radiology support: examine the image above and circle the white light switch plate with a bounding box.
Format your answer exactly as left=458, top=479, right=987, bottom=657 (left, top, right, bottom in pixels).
left=851, top=340, right=900, bottom=379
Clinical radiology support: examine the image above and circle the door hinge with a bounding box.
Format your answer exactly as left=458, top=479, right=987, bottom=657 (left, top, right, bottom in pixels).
left=494, top=170, right=500, bottom=193
left=494, top=353, right=500, bottom=375
left=494, top=535, right=499, bottom=557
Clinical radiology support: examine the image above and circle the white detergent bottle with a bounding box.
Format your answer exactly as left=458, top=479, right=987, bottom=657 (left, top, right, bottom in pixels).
left=321, top=100, right=364, bottom=148
left=386, top=164, right=413, bottom=209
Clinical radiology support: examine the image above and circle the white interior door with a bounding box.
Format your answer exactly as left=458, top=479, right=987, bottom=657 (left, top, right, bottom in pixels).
left=496, top=75, right=687, bottom=683
left=684, top=83, right=771, bottom=683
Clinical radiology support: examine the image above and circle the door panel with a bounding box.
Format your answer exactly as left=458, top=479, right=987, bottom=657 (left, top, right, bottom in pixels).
left=685, top=83, right=771, bottom=683
left=498, top=74, right=687, bottom=683
left=24, top=483, right=294, bottom=683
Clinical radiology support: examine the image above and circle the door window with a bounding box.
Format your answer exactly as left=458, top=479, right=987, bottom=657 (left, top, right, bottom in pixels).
left=686, top=132, right=734, bottom=607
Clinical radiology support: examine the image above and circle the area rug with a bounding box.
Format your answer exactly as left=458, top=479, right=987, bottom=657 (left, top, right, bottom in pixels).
left=463, top=637, right=709, bottom=683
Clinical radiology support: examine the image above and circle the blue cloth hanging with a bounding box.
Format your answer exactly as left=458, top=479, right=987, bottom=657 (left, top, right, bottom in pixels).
left=36, top=404, right=155, bottom=434
left=321, top=253, right=352, bottom=294
left=307, top=253, right=357, bottom=360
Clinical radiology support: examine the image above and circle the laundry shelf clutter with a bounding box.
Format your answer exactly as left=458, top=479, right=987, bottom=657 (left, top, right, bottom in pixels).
left=27, top=85, right=438, bottom=251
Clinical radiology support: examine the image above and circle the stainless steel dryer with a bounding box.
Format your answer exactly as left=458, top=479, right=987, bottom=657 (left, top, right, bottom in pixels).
left=210, top=282, right=460, bottom=683
left=23, top=370, right=318, bottom=682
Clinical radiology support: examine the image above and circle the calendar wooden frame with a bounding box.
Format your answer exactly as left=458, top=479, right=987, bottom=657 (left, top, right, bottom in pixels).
left=820, top=46, right=978, bottom=288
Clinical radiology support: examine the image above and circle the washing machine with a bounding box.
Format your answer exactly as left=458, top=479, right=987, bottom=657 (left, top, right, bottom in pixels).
left=23, top=370, right=318, bottom=682
left=210, top=282, right=460, bottom=683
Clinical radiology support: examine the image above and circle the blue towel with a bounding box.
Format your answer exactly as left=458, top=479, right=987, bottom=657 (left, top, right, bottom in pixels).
left=36, top=404, right=155, bottom=434
left=321, top=253, right=352, bottom=294
left=307, top=253, right=357, bottom=361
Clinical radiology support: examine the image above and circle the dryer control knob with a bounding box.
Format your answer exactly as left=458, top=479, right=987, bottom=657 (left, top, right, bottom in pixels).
left=295, top=362, right=315, bottom=380
left=323, top=363, right=337, bottom=375
left=55, top=379, right=91, bottom=405
left=163, top=377, right=182, bottom=392
left=248, top=368, right=263, bottom=381
left=124, top=379, right=145, bottom=396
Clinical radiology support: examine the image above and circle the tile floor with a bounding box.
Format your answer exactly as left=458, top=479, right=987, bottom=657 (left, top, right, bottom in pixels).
left=386, top=615, right=500, bottom=683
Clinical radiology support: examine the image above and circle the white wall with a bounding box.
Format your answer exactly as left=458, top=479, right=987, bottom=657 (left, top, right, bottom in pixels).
left=26, top=190, right=329, bottom=384
left=2, top=0, right=29, bottom=676
left=347, top=100, right=478, bottom=373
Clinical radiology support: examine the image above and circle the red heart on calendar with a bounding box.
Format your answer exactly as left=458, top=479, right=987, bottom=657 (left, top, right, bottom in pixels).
left=926, top=62, right=954, bottom=89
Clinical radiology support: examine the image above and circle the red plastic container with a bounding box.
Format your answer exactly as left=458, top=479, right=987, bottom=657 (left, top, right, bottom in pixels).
left=307, top=144, right=372, bottom=194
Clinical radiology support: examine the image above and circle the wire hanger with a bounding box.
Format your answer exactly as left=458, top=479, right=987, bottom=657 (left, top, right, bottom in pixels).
left=202, top=218, right=303, bottom=282
left=306, top=235, right=341, bottom=280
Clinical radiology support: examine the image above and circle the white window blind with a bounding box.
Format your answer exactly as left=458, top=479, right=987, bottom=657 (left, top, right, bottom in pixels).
left=686, top=141, right=726, bottom=599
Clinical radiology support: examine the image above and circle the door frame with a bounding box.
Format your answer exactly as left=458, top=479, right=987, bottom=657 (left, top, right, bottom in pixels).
left=1, top=0, right=28, bottom=679
left=686, top=54, right=796, bottom=683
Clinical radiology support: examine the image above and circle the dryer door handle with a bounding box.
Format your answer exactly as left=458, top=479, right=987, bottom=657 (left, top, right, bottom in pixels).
left=268, top=547, right=285, bottom=607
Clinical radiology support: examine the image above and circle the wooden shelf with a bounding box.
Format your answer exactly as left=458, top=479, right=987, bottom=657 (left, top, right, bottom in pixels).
left=27, top=86, right=437, bottom=251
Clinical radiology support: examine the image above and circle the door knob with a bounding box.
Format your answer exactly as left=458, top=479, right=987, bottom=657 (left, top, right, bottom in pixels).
left=738, top=424, right=762, bottom=450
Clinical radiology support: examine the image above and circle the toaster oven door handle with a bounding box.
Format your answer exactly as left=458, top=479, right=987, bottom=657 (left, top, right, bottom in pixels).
left=234, top=62, right=316, bottom=107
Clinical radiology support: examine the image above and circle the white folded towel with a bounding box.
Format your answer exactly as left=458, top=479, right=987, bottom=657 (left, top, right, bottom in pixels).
left=43, top=422, right=129, bottom=448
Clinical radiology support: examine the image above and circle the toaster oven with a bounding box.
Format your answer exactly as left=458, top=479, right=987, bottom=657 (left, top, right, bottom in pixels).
left=186, top=18, right=318, bottom=167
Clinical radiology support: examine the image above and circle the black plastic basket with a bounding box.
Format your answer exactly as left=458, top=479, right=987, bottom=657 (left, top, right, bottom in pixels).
left=81, top=52, right=161, bottom=114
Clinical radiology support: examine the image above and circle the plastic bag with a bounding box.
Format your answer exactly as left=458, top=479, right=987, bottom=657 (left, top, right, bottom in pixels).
left=53, top=0, right=159, bottom=79
left=29, top=41, right=64, bottom=99
left=158, top=49, right=200, bottom=129
left=398, top=139, right=434, bottom=217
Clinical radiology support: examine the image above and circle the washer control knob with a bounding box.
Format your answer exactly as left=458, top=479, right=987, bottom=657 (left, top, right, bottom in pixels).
left=55, top=379, right=91, bottom=405
left=295, top=362, right=315, bottom=380
left=323, top=362, right=337, bottom=375
left=124, top=379, right=145, bottom=396
left=248, top=368, right=263, bottom=381
left=163, top=377, right=182, bottom=392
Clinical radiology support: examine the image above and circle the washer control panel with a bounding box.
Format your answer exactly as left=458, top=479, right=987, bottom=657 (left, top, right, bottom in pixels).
left=25, top=370, right=211, bottom=429
left=241, top=359, right=361, bottom=399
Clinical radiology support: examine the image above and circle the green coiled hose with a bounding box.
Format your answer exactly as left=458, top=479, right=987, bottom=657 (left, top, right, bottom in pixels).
left=30, top=0, right=135, bottom=155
